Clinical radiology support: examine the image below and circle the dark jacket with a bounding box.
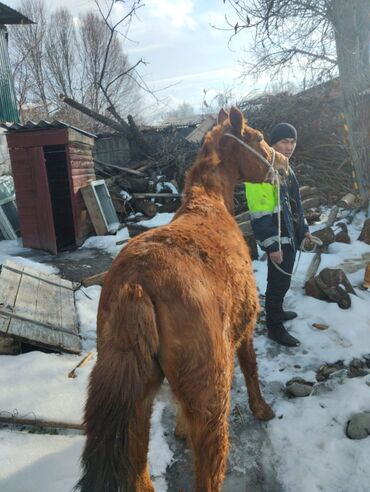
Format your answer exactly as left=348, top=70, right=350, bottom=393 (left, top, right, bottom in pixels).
left=245, top=168, right=309, bottom=253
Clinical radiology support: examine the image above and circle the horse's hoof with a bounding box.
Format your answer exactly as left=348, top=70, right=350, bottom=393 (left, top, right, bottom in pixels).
left=252, top=402, right=275, bottom=421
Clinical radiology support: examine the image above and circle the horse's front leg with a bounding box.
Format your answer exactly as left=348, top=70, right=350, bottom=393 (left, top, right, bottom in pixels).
left=237, top=321, right=274, bottom=421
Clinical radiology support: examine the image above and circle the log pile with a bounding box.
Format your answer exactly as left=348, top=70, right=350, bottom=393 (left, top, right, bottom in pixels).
left=61, top=90, right=362, bottom=241
left=240, top=86, right=354, bottom=203
left=94, top=128, right=199, bottom=223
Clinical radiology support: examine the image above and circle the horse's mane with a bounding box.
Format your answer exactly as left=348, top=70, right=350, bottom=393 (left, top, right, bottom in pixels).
left=183, top=122, right=226, bottom=197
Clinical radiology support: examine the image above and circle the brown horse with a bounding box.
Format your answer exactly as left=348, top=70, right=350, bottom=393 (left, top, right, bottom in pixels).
left=75, top=107, right=288, bottom=492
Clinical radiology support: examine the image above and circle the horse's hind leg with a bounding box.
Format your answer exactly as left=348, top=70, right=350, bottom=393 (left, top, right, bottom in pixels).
left=174, top=364, right=232, bottom=492
left=237, top=322, right=274, bottom=421
left=127, top=376, right=163, bottom=492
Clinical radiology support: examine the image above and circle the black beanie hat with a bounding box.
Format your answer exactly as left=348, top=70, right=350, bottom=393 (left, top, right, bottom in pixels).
left=270, top=123, right=297, bottom=146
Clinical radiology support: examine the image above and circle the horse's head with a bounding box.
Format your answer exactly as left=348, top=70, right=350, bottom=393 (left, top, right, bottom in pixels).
left=216, top=107, right=289, bottom=183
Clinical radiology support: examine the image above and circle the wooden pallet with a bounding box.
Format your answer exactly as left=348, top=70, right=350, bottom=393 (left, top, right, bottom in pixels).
left=0, top=259, right=80, bottom=354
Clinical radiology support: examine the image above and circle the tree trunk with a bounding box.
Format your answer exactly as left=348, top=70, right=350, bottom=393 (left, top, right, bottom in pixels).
left=59, top=94, right=128, bottom=134
left=330, top=0, right=370, bottom=203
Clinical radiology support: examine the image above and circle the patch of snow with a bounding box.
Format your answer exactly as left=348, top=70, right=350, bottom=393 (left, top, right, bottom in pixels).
left=0, top=209, right=369, bottom=491
left=149, top=400, right=174, bottom=478
left=156, top=181, right=178, bottom=194
left=141, top=212, right=175, bottom=228
left=0, top=430, right=84, bottom=492
left=80, top=227, right=130, bottom=257
left=0, top=239, right=58, bottom=274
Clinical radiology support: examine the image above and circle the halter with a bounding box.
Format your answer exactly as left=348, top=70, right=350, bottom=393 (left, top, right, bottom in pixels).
left=224, top=132, right=277, bottom=183
left=224, top=132, right=323, bottom=276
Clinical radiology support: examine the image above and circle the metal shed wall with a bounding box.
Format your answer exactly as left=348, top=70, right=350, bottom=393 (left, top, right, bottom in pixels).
left=0, top=26, right=19, bottom=122
left=93, top=133, right=130, bottom=168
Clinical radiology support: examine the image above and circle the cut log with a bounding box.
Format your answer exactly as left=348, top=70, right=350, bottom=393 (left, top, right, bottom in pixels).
left=305, top=252, right=322, bottom=283
left=364, top=264, right=370, bottom=289
left=299, top=186, right=320, bottom=200
left=338, top=192, right=356, bottom=208
left=60, top=94, right=127, bottom=134
left=326, top=205, right=339, bottom=227
left=314, top=226, right=336, bottom=249
left=94, top=158, right=146, bottom=177
left=358, top=218, right=370, bottom=244
left=114, top=176, right=149, bottom=193
left=81, top=271, right=107, bottom=287
left=302, top=196, right=322, bottom=210
left=133, top=199, right=158, bottom=217
left=0, top=415, right=84, bottom=433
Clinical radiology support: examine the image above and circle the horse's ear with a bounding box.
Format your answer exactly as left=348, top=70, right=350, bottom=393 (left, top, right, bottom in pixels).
left=217, top=108, right=228, bottom=125
left=229, top=107, right=245, bottom=136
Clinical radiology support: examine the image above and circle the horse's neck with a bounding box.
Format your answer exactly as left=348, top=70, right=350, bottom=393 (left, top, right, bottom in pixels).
left=180, top=159, right=237, bottom=216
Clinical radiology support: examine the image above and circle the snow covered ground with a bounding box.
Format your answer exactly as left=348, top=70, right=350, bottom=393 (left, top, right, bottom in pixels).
left=0, top=210, right=369, bottom=492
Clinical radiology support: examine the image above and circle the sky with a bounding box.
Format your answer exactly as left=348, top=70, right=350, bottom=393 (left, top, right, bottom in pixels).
left=4, top=0, right=271, bottom=115
left=0, top=209, right=370, bottom=491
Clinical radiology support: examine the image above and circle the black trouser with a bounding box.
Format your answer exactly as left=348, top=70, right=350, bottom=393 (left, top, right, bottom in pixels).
left=265, top=244, right=296, bottom=327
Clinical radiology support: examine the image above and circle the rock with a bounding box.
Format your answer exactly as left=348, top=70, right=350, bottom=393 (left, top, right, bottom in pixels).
left=316, top=361, right=346, bottom=382
left=346, top=412, right=370, bottom=439
left=311, top=370, right=348, bottom=396
left=286, top=378, right=314, bottom=397
left=348, top=358, right=370, bottom=378
left=267, top=381, right=286, bottom=396
left=363, top=354, right=370, bottom=369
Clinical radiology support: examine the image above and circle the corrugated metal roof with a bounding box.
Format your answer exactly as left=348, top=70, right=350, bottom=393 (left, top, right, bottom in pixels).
left=0, top=26, right=19, bottom=122
left=1, top=119, right=96, bottom=138
left=0, top=2, right=34, bottom=24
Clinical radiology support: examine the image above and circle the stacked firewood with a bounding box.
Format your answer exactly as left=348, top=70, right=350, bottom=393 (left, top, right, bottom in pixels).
left=240, top=85, right=354, bottom=203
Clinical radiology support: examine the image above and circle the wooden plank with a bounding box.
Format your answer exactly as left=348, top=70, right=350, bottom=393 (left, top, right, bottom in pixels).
left=94, top=159, right=145, bottom=176
left=11, top=266, right=39, bottom=323
left=132, top=192, right=183, bottom=199
left=0, top=264, right=22, bottom=333
left=4, top=315, right=80, bottom=354
left=4, top=261, right=73, bottom=290
left=0, top=260, right=80, bottom=353
left=60, top=282, right=78, bottom=334
left=35, top=275, right=62, bottom=329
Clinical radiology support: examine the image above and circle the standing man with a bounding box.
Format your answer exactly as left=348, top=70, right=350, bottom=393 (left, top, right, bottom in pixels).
left=245, top=123, right=312, bottom=347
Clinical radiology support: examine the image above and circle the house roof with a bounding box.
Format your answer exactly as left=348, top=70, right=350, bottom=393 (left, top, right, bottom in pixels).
left=1, top=119, right=96, bottom=138
left=0, top=2, right=34, bottom=25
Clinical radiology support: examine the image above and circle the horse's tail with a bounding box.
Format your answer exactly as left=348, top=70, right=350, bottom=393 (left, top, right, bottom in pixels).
left=74, top=283, right=161, bottom=492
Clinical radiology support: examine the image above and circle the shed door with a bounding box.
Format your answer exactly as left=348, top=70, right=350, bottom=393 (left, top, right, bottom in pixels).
left=10, top=147, right=57, bottom=253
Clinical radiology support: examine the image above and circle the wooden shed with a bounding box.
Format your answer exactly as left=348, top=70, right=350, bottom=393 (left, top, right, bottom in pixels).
left=3, top=121, right=97, bottom=254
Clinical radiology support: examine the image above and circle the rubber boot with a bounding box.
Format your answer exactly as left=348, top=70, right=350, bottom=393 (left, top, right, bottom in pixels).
left=267, top=323, right=300, bottom=347
left=282, top=310, right=298, bottom=321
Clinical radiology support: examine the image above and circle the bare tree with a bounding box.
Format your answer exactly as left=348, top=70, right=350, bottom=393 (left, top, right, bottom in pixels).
left=223, top=0, right=370, bottom=202
left=44, top=8, right=79, bottom=101
left=10, top=0, right=48, bottom=117
left=9, top=0, right=146, bottom=129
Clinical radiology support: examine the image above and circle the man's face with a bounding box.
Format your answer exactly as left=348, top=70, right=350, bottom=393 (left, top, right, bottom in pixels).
left=273, top=138, right=296, bottom=159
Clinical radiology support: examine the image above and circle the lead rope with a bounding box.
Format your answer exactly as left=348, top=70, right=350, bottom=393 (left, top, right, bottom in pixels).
left=224, top=132, right=323, bottom=277
left=271, top=236, right=323, bottom=277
